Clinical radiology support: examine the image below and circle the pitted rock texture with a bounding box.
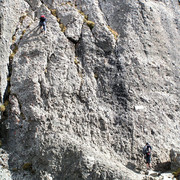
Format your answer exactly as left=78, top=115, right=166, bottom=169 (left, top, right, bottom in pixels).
left=0, top=0, right=180, bottom=179
left=0, top=148, right=12, bottom=180
left=0, top=0, right=29, bottom=102
left=170, top=149, right=180, bottom=171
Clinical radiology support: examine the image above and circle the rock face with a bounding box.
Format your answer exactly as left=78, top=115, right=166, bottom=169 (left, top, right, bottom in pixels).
left=0, top=0, right=180, bottom=179
left=0, top=148, right=12, bottom=180
left=170, top=149, right=180, bottom=171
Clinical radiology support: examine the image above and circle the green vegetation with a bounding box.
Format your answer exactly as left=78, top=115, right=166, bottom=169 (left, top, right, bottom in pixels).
left=94, top=73, right=98, bottom=79
left=20, top=112, right=26, bottom=120
left=67, top=2, right=73, bottom=6
left=107, top=26, right=119, bottom=40
left=57, top=18, right=61, bottom=23
left=22, top=29, right=26, bottom=35
left=77, top=9, right=95, bottom=30
left=12, top=168, right=18, bottom=172
left=173, top=168, right=180, bottom=177
left=26, top=22, right=32, bottom=29
left=50, top=9, right=57, bottom=17
left=9, top=43, right=19, bottom=61
left=7, top=77, right=11, bottom=82
left=78, top=10, right=88, bottom=20
left=0, top=104, right=6, bottom=112
left=44, top=68, right=48, bottom=73
left=7, top=86, right=11, bottom=94
left=19, top=29, right=26, bottom=40
left=9, top=53, right=15, bottom=61
left=0, top=100, right=9, bottom=112
left=74, top=57, right=79, bottom=65
left=12, top=35, right=16, bottom=43
left=85, top=20, right=95, bottom=30
left=4, top=100, right=9, bottom=107
left=20, top=35, right=23, bottom=40
left=19, top=15, right=26, bottom=24
left=22, top=163, right=32, bottom=171
left=61, top=1, right=73, bottom=6
left=13, top=44, right=18, bottom=54
left=59, top=23, right=66, bottom=33
left=58, top=18, right=66, bottom=32
left=50, top=9, right=66, bottom=32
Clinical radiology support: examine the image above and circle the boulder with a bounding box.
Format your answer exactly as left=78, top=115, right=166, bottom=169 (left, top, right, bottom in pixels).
left=170, top=149, right=180, bottom=171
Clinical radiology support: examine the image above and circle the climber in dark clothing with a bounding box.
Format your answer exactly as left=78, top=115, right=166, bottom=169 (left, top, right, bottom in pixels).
left=143, top=143, right=152, bottom=169
left=39, top=15, right=46, bottom=33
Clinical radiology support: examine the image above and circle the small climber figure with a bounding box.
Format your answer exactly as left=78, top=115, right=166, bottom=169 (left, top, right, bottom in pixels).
left=143, top=142, right=152, bottom=169
left=39, top=15, right=46, bottom=34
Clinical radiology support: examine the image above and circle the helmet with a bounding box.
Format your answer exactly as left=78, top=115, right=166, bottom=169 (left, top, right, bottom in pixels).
left=40, top=15, right=45, bottom=18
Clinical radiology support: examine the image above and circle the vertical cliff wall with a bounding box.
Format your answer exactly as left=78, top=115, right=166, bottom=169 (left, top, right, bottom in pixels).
left=0, top=0, right=180, bottom=179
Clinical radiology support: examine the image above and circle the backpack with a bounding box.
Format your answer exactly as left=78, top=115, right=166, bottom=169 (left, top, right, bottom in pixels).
left=143, top=146, right=147, bottom=154
left=40, top=17, right=46, bottom=23
left=143, top=145, right=152, bottom=155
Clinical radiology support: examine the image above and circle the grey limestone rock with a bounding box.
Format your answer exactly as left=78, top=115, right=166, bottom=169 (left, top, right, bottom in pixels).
left=170, top=149, right=180, bottom=171
left=0, top=0, right=180, bottom=179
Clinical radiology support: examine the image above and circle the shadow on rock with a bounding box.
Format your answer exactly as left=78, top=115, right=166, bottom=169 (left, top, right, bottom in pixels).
left=153, top=161, right=171, bottom=172
left=21, top=25, right=42, bottom=44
